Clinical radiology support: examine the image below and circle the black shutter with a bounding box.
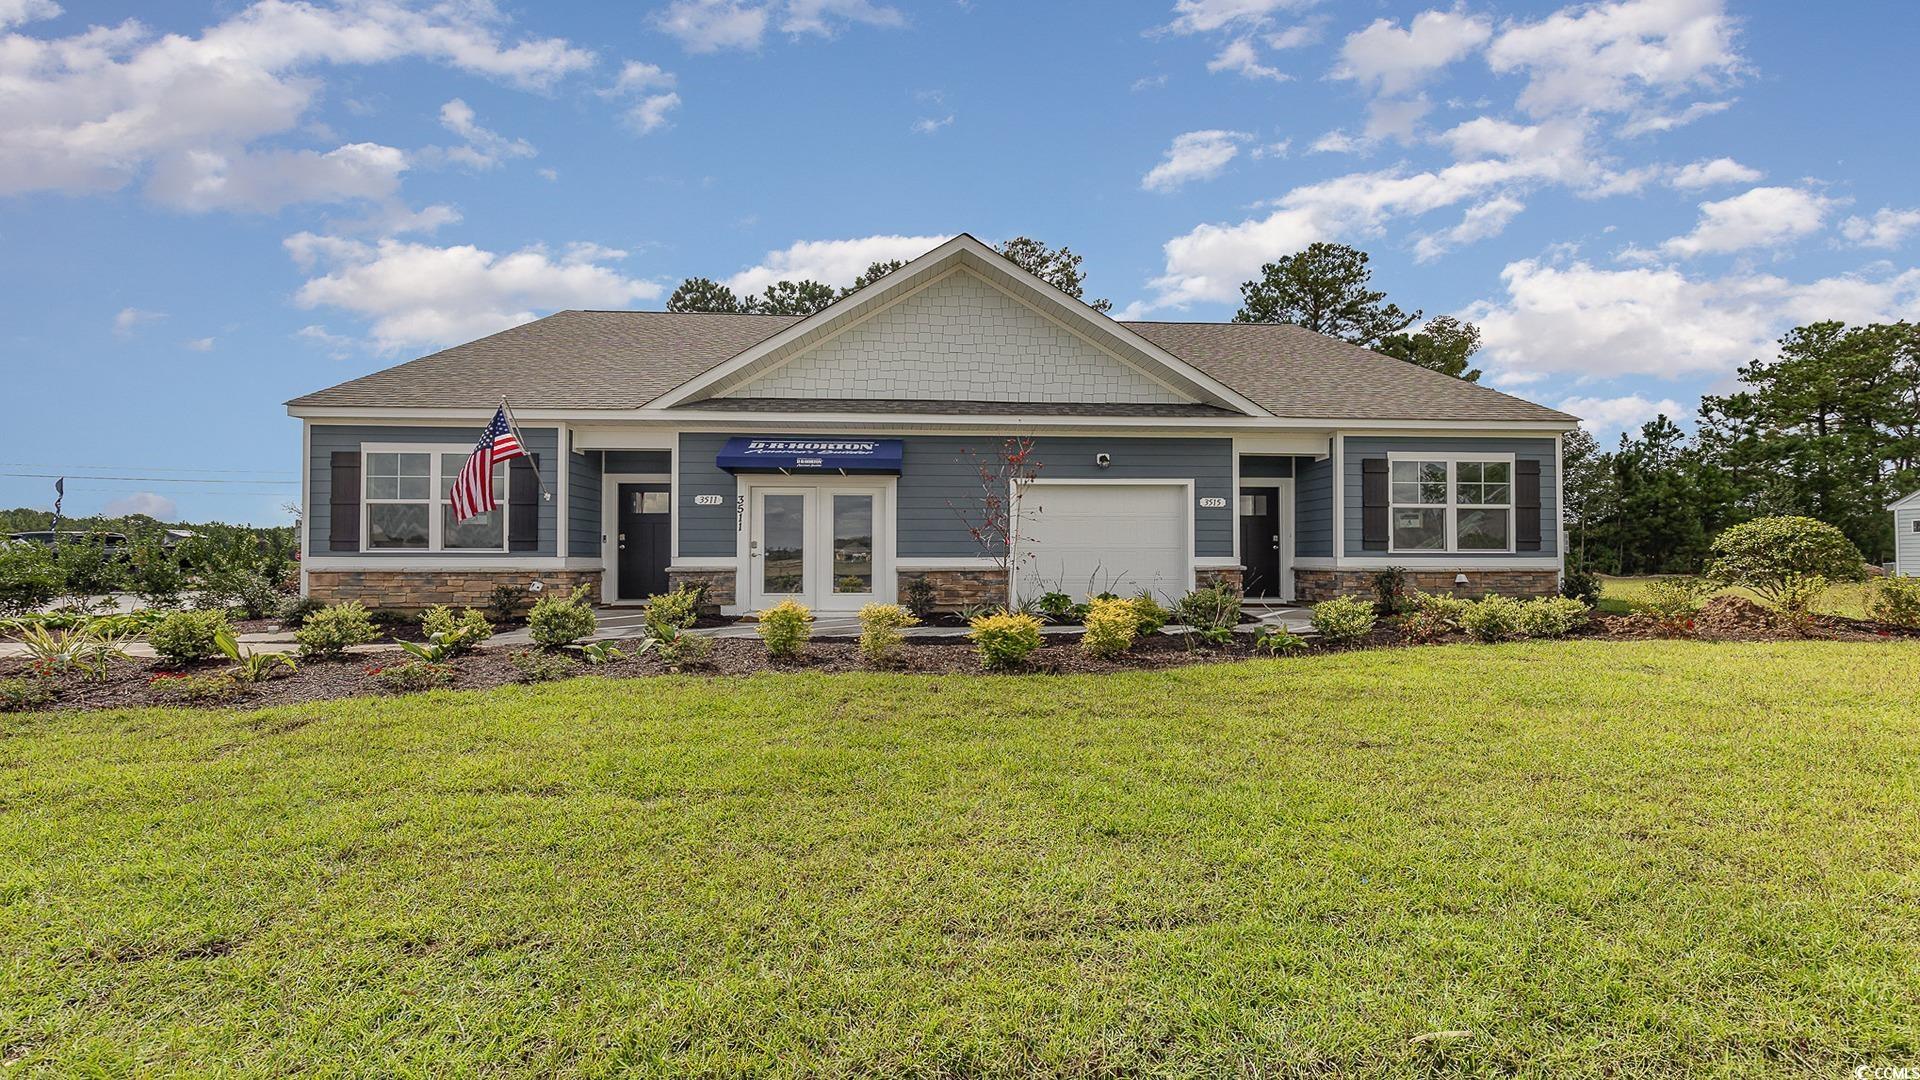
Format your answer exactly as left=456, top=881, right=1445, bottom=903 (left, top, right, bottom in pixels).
left=328, top=452, right=360, bottom=552
left=1515, top=459, right=1543, bottom=551
left=509, top=454, right=540, bottom=552
left=1361, top=458, right=1389, bottom=551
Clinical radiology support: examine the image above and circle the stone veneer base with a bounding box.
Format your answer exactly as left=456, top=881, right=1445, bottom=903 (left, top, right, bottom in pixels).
left=1294, top=567, right=1560, bottom=603
left=305, top=568, right=603, bottom=612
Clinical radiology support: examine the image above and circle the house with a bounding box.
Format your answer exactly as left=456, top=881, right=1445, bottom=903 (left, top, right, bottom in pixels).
left=287, top=234, right=1578, bottom=614
left=1895, top=490, right=1920, bottom=576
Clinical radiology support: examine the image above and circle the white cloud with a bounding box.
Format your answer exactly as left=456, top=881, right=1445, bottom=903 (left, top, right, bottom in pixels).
left=1161, top=0, right=1315, bottom=35
left=1669, top=156, right=1760, bottom=189
left=287, top=233, right=665, bottom=352
left=1363, top=95, right=1432, bottom=141
left=0, top=0, right=59, bottom=30
left=102, top=492, right=177, bottom=520
left=1308, top=130, right=1364, bottom=154
left=432, top=99, right=535, bottom=170
left=1466, top=257, right=1920, bottom=381
left=611, top=61, right=676, bottom=94
left=627, top=93, right=683, bottom=134
left=1658, top=186, right=1835, bottom=257
left=1334, top=10, right=1491, bottom=97
left=1264, top=22, right=1321, bottom=49
left=112, top=307, right=163, bottom=337
left=0, top=1, right=592, bottom=209
left=724, top=234, right=949, bottom=294
left=779, top=0, right=905, bottom=36
left=183, top=337, right=214, bottom=351
left=1617, top=98, right=1734, bottom=137
left=1130, top=73, right=1169, bottom=91
left=1841, top=207, right=1920, bottom=250
left=1142, top=129, right=1249, bottom=192
left=1206, top=38, right=1289, bottom=81
left=653, top=0, right=902, bottom=52
left=1250, top=139, right=1290, bottom=159
left=1413, top=195, right=1526, bottom=262
left=910, top=114, right=954, bottom=135
left=1486, top=0, right=1743, bottom=117
left=1557, top=394, right=1688, bottom=435
left=604, top=61, right=682, bottom=134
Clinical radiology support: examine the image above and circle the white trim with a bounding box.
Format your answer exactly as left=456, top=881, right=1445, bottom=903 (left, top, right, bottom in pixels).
left=1293, top=557, right=1336, bottom=570
left=1009, top=477, right=1196, bottom=606
left=1330, top=433, right=1345, bottom=566
left=1323, top=556, right=1562, bottom=572
left=1893, top=490, right=1920, bottom=510
left=737, top=475, right=897, bottom=611
left=556, top=424, right=570, bottom=560
left=667, top=558, right=735, bottom=571
left=1555, top=432, right=1567, bottom=581
left=571, top=427, right=677, bottom=452
left=895, top=557, right=1000, bottom=570
left=1384, top=452, right=1518, bottom=556
left=600, top=471, right=674, bottom=604
left=304, top=557, right=603, bottom=572
left=359, top=442, right=510, bottom=554
left=299, top=419, right=312, bottom=597
left=1193, top=557, right=1240, bottom=569
left=1234, top=432, right=1331, bottom=457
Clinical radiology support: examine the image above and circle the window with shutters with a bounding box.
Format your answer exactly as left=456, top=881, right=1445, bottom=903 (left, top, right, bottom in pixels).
left=1387, top=454, right=1513, bottom=554
left=362, top=445, right=507, bottom=552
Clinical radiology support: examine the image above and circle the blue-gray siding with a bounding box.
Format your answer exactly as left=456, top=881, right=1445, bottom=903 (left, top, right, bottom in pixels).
left=568, top=449, right=602, bottom=558
left=677, top=433, right=1234, bottom=560
left=1295, top=455, right=1334, bottom=558
left=307, top=425, right=559, bottom=557
left=1341, top=435, right=1558, bottom=558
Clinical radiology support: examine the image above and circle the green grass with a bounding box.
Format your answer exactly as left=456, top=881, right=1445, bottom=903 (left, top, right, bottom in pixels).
left=4, top=642, right=1919, bottom=1076
left=1598, top=574, right=1876, bottom=618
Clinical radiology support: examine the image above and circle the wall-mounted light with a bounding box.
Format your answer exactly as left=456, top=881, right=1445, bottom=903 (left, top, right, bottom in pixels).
left=1094, top=452, right=1112, bottom=469
left=529, top=579, right=546, bottom=593
left=1454, top=573, right=1469, bottom=587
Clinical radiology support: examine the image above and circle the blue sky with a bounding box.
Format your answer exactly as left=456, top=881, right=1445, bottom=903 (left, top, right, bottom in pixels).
left=3, top=0, right=1917, bottom=525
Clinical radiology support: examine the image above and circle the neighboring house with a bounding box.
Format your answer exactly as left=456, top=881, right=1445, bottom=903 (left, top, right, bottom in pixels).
left=1895, top=490, right=1920, bottom=576
left=287, top=234, right=1578, bottom=613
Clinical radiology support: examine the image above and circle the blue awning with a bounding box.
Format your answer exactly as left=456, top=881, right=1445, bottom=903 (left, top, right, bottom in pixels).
left=716, top=437, right=904, bottom=474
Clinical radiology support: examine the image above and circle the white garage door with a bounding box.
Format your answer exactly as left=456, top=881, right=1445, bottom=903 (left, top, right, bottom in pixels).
left=1013, top=483, right=1191, bottom=602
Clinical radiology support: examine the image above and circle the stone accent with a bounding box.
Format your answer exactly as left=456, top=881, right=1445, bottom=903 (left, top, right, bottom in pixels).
left=666, top=568, right=735, bottom=611
left=898, top=568, right=1008, bottom=610
left=1195, top=567, right=1243, bottom=593
left=1294, top=567, right=1559, bottom=603
left=306, top=568, right=602, bottom=612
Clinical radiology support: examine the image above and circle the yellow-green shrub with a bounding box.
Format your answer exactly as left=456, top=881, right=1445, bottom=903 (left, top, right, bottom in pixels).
left=1079, top=597, right=1137, bottom=659
left=857, top=603, right=918, bottom=665
left=968, top=611, right=1043, bottom=671
left=1869, top=576, right=1920, bottom=629
left=294, top=602, right=378, bottom=660
left=1309, top=595, right=1375, bottom=645
left=755, top=599, right=813, bottom=659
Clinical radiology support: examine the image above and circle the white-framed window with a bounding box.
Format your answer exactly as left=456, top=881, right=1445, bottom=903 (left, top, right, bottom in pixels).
left=362, top=445, right=508, bottom=552
left=1388, top=454, right=1513, bottom=554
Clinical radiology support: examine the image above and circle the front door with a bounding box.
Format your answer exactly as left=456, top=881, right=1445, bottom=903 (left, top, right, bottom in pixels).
left=747, top=482, right=887, bottom=610
left=1239, top=486, right=1281, bottom=598
left=616, top=483, right=671, bottom=600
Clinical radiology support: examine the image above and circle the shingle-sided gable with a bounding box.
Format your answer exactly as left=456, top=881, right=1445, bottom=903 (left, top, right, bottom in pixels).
left=723, top=267, right=1189, bottom=405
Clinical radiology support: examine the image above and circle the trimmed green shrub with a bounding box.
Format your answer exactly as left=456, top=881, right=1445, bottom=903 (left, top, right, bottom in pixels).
left=485, top=584, right=526, bottom=624
left=0, top=542, right=62, bottom=617
left=1310, top=595, right=1376, bottom=645
left=421, top=605, right=494, bottom=655
left=149, top=609, right=231, bottom=665
left=279, top=594, right=326, bottom=629
left=1460, top=594, right=1526, bottom=643
left=1253, top=626, right=1310, bottom=654
left=968, top=611, right=1043, bottom=671
left=371, top=660, right=455, bottom=694
left=1128, top=592, right=1171, bottom=637
left=1704, top=516, right=1866, bottom=609
left=857, top=603, right=918, bottom=665
left=1560, top=566, right=1602, bottom=606
left=295, top=602, right=378, bottom=660
left=643, top=585, right=702, bottom=639
left=755, top=599, right=813, bottom=659
left=901, top=577, right=937, bottom=619
left=1774, top=574, right=1829, bottom=636
left=1175, top=585, right=1241, bottom=646
left=126, top=533, right=188, bottom=609
left=1868, top=576, right=1920, bottom=629
left=528, top=586, right=596, bottom=649
left=1034, top=591, right=1078, bottom=624
left=1371, top=566, right=1409, bottom=615
left=654, top=627, right=713, bottom=670
left=1517, top=596, right=1590, bottom=639
left=1079, top=597, right=1138, bottom=659
left=1635, top=577, right=1709, bottom=632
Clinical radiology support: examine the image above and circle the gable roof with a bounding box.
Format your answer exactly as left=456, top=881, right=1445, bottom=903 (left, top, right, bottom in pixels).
left=1894, top=490, right=1920, bottom=510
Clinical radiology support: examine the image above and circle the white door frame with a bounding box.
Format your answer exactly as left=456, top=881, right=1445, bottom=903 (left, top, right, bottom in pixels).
left=601, top=471, right=672, bottom=604
left=737, top=475, right=897, bottom=612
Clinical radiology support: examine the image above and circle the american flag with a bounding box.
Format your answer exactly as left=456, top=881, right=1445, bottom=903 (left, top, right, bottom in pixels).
left=449, top=406, right=526, bottom=522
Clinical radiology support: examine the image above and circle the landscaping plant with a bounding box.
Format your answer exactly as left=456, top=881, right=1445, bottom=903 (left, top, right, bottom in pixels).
left=643, top=585, right=702, bottom=639
left=150, top=609, right=232, bottom=665
left=1560, top=565, right=1603, bottom=607
left=421, top=605, right=494, bottom=655
left=1252, top=626, right=1309, bottom=654
left=1517, top=596, right=1591, bottom=639
left=53, top=534, right=124, bottom=603
left=1309, top=595, right=1376, bottom=645
left=294, top=602, right=379, bottom=660
left=215, top=629, right=296, bottom=684
left=125, top=533, right=188, bottom=609
left=1634, top=577, right=1710, bottom=634
left=1128, top=592, right=1171, bottom=637
left=278, top=594, right=326, bottom=629
left=1773, top=574, right=1829, bottom=637
left=370, top=660, right=455, bottom=694
left=968, top=611, right=1043, bottom=671
left=856, top=603, right=918, bottom=665
left=1175, top=585, right=1241, bottom=646
left=756, top=599, right=814, bottom=659
left=485, top=584, right=526, bottom=624
left=528, top=586, right=596, bottom=649
left=653, top=626, right=714, bottom=671
left=1370, top=565, right=1409, bottom=615
left=573, top=640, right=635, bottom=665
left=1034, top=591, right=1079, bottom=624
left=146, top=671, right=241, bottom=703
left=1459, top=594, right=1527, bottom=643
left=1078, top=597, right=1138, bottom=659
left=1868, top=576, right=1920, bottom=629
left=1703, top=516, right=1867, bottom=610
left=0, top=541, right=62, bottom=616
left=508, top=648, right=576, bottom=683
left=901, top=577, right=937, bottom=619
left=0, top=675, right=56, bottom=712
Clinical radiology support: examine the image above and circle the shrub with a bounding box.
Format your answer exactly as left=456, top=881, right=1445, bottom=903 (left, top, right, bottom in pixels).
left=1079, top=597, right=1138, bottom=659
left=1704, top=516, right=1867, bottom=609
left=528, top=585, right=596, bottom=649
left=1560, top=566, right=1603, bottom=607
left=968, top=611, right=1043, bottom=671
left=1868, top=576, right=1920, bottom=629
left=0, top=542, right=62, bottom=617
left=54, top=535, right=123, bottom=601
left=509, top=648, right=576, bottom=683
left=1517, top=596, right=1590, bottom=639
left=200, top=567, right=284, bottom=620
left=147, top=672, right=241, bottom=703
left=1370, top=566, right=1409, bottom=615
left=126, top=534, right=188, bottom=609
left=1635, top=577, right=1710, bottom=632
left=150, top=609, right=232, bottom=664
left=421, top=605, right=493, bottom=655
left=1774, top=574, right=1828, bottom=637
left=485, top=584, right=526, bottom=624
left=653, top=626, right=713, bottom=670
left=1034, top=591, right=1078, bottom=624
left=1253, top=626, right=1310, bottom=654
left=1128, top=592, right=1171, bottom=637
left=1175, top=585, right=1241, bottom=634
left=294, top=602, right=378, bottom=660
left=1310, top=595, right=1376, bottom=645
left=573, top=640, right=633, bottom=665
left=1398, top=590, right=1472, bottom=644
left=857, top=603, right=918, bottom=665
left=370, top=660, right=454, bottom=694
left=901, top=577, right=937, bottom=619
left=643, top=585, right=702, bottom=639
left=756, top=599, right=813, bottom=659
left=278, top=594, right=326, bottom=629
left=0, top=675, right=56, bottom=712
left=1459, top=594, right=1526, bottom=643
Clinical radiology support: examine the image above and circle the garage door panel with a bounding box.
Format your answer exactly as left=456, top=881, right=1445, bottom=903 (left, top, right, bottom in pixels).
left=1015, top=484, right=1189, bottom=602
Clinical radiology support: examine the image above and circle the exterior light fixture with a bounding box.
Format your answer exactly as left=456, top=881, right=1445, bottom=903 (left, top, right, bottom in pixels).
left=1095, top=453, right=1112, bottom=468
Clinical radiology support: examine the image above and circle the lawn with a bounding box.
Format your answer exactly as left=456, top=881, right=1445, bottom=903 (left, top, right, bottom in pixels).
left=4, top=642, right=1918, bottom=1076
left=1598, top=574, right=1876, bottom=618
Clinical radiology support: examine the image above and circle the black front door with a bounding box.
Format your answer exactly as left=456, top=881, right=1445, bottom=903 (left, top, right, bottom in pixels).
left=1239, top=487, right=1281, bottom=598
left=617, top=484, right=671, bottom=600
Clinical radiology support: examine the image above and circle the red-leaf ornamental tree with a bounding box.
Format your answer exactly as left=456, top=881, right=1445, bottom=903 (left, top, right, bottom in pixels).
left=950, top=438, right=1045, bottom=581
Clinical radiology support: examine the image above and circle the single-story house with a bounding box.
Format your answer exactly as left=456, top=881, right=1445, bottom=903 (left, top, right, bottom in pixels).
left=1895, top=490, right=1920, bottom=576
left=287, top=234, right=1578, bottom=614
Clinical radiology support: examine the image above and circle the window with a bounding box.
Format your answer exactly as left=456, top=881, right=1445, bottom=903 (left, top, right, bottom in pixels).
left=363, top=447, right=508, bottom=552
left=1388, top=456, right=1512, bottom=553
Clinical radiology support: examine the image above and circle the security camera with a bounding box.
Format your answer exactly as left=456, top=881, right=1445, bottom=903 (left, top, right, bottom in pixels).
left=1095, top=453, right=1112, bottom=468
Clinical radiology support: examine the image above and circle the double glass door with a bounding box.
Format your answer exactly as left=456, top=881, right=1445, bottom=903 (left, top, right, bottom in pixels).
left=749, top=484, right=886, bottom=610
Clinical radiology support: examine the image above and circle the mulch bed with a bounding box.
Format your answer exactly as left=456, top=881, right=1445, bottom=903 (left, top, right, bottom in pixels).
left=5, top=607, right=1916, bottom=715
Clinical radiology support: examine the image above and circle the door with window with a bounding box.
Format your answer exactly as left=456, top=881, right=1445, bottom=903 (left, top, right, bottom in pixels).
left=616, top=484, right=671, bottom=600
left=746, top=482, right=888, bottom=610
left=1239, top=487, right=1281, bottom=598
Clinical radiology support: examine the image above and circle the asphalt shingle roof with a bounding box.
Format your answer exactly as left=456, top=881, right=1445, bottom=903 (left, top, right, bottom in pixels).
left=289, top=309, right=1573, bottom=424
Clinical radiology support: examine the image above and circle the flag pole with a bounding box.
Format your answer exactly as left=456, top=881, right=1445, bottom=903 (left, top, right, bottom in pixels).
left=499, top=396, right=553, bottom=502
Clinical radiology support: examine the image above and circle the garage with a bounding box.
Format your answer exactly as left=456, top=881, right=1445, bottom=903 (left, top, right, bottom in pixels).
left=1012, top=482, right=1192, bottom=603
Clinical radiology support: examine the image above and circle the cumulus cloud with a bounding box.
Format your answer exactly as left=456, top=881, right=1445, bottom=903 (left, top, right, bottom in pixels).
left=430, top=99, right=536, bottom=170
left=1142, top=130, right=1250, bottom=192
left=183, top=337, right=214, bottom=351
left=653, top=0, right=902, bottom=52
left=1617, top=98, right=1734, bottom=137
left=1485, top=0, right=1743, bottom=117
left=0, top=1, right=593, bottom=210
left=1160, top=0, right=1316, bottom=36
left=112, top=307, right=164, bottom=337
left=1206, top=38, right=1289, bottom=81
left=723, top=234, right=949, bottom=294
left=910, top=114, right=954, bottom=135
left=1412, top=195, right=1526, bottom=262
left=0, top=0, right=59, bottom=30
left=286, top=233, right=664, bottom=352
left=1841, top=207, right=1920, bottom=250
left=605, top=61, right=682, bottom=134
left=1669, top=156, right=1761, bottom=189
left=1557, top=393, right=1689, bottom=436
left=102, top=492, right=178, bottom=520
left=1334, top=10, right=1491, bottom=97
left=1658, top=186, right=1836, bottom=257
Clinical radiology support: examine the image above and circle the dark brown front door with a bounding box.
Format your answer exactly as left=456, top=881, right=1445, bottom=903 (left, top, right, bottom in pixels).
left=617, top=484, right=670, bottom=600
left=1239, top=487, right=1281, bottom=598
